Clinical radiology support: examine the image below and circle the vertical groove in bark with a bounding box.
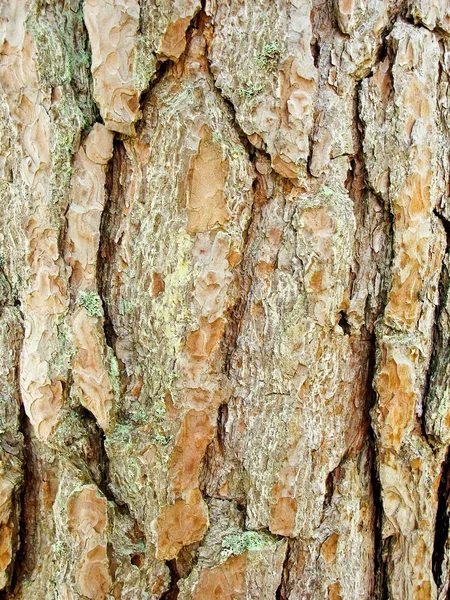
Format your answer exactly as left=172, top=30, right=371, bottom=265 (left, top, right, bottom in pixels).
left=160, top=559, right=182, bottom=600
left=369, top=427, right=388, bottom=600
left=6, top=408, right=30, bottom=597
left=433, top=447, right=450, bottom=588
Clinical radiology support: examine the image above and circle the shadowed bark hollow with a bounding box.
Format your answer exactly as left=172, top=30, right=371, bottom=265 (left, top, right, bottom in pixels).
left=1, top=0, right=450, bottom=598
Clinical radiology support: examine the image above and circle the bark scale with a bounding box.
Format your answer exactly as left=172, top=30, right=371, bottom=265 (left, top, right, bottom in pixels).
left=1, top=1, right=450, bottom=599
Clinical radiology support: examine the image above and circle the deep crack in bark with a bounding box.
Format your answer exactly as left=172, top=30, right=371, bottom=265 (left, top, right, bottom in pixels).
left=433, top=446, right=450, bottom=589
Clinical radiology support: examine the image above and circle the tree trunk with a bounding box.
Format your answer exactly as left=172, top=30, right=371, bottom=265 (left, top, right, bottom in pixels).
left=1, top=1, right=450, bottom=598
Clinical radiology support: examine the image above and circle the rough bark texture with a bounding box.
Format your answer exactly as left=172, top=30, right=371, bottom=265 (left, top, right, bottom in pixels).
left=1, top=1, right=450, bottom=599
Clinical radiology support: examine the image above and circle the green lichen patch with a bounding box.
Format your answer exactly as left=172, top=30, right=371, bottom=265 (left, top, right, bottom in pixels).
left=221, top=529, right=276, bottom=558
left=237, top=82, right=265, bottom=98
left=256, top=42, right=282, bottom=69
left=319, top=186, right=334, bottom=198
left=150, top=432, right=172, bottom=446
left=77, top=291, right=103, bottom=317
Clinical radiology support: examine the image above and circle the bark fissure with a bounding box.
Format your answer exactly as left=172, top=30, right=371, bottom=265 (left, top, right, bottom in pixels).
left=7, top=411, right=35, bottom=597
left=420, top=255, right=448, bottom=450
left=433, top=446, right=450, bottom=588
left=160, top=559, right=180, bottom=600
left=276, top=540, right=291, bottom=600
left=369, top=427, right=388, bottom=600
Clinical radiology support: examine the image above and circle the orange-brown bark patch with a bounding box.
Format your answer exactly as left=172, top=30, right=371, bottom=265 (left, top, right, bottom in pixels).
left=151, top=271, right=165, bottom=297
left=165, top=390, right=181, bottom=420
left=321, top=533, right=339, bottom=565
left=0, top=525, right=12, bottom=574
left=376, top=345, right=416, bottom=449
left=186, top=126, right=229, bottom=235
left=67, top=486, right=111, bottom=599
left=251, top=301, right=265, bottom=319
left=272, top=155, right=299, bottom=179
left=169, top=410, right=214, bottom=494
left=184, top=388, right=221, bottom=411
left=255, top=261, right=274, bottom=280
left=328, top=582, right=342, bottom=600
left=217, top=480, right=230, bottom=497
left=158, top=16, right=192, bottom=61
left=192, top=554, right=247, bottom=600
left=67, top=486, right=108, bottom=539
left=72, top=309, right=114, bottom=431
left=151, top=575, right=168, bottom=595
left=413, top=581, right=431, bottom=600
left=338, top=0, right=353, bottom=15
left=155, top=489, right=208, bottom=560
left=227, top=249, right=242, bottom=267
left=399, top=167, right=431, bottom=222
left=269, top=496, right=297, bottom=537
left=77, top=544, right=111, bottom=600
left=185, top=318, right=226, bottom=360
left=30, top=381, right=64, bottom=441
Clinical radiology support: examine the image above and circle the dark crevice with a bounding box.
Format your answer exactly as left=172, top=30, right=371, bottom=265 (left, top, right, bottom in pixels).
left=7, top=407, right=35, bottom=597
left=75, top=0, right=102, bottom=127
left=420, top=316, right=443, bottom=450
left=216, top=403, right=228, bottom=454
left=94, top=421, right=142, bottom=530
left=338, top=310, right=351, bottom=335
left=371, top=11, right=400, bottom=77
left=377, top=35, right=389, bottom=64
left=381, top=167, right=396, bottom=310
left=323, top=468, right=335, bottom=510
left=369, top=427, right=388, bottom=600
left=201, top=0, right=271, bottom=164
left=434, top=209, right=450, bottom=250
left=433, top=447, right=450, bottom=588
left=95, top=142, right=138, bottom=513
left=0, top=267, right=20, bottom=312
left=173, top=4, right=266, bottom=504
left=141, top=0, right=211, bottom=128
left=97, top=136, right=123, bottom=303
left=380, top=536, right=394, bottom=600
left=161, top=559, right=180, bottom=600
left=276, top=539, right=291, bottom=600
left=97, top=137, right=127, bottom=399
left=321, top=459, right=346, bottom=525
left=364, top=323, right=385, bottom=600
left=365, top=284, right=387, bottom=598
left=95, top=426, right=116, bottom=504
left=310, top=38, right=320, bottom=69
left=97, top=136, right=120, bottom=339
left=346, top=82, right=369, bottom=316
left=353, top=70, right=388, bottom=595
left=205, top=0, right=267, bottom=377
left=89, top=138, right=141, bottom=527
left=420, top=211, right=450, bottom=450
left=438, top=39, right=450, bottom=140
left=344, top=156, right=357, bottom=193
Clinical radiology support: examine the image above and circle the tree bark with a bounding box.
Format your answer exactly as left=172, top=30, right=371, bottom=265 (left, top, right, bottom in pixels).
left=1, top=1, right=450, bottom=598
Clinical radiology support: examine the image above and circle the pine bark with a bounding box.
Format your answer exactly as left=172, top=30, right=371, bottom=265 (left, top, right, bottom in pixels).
left=1, top=1, right=450, bottom=598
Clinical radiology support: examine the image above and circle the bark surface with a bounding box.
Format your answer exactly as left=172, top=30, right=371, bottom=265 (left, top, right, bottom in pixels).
left=1, top=0, right=450, bottom=598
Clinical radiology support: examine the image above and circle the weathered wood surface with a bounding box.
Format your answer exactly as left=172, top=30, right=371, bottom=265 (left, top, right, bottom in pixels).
left=1, top=0, right=450, bottom=598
